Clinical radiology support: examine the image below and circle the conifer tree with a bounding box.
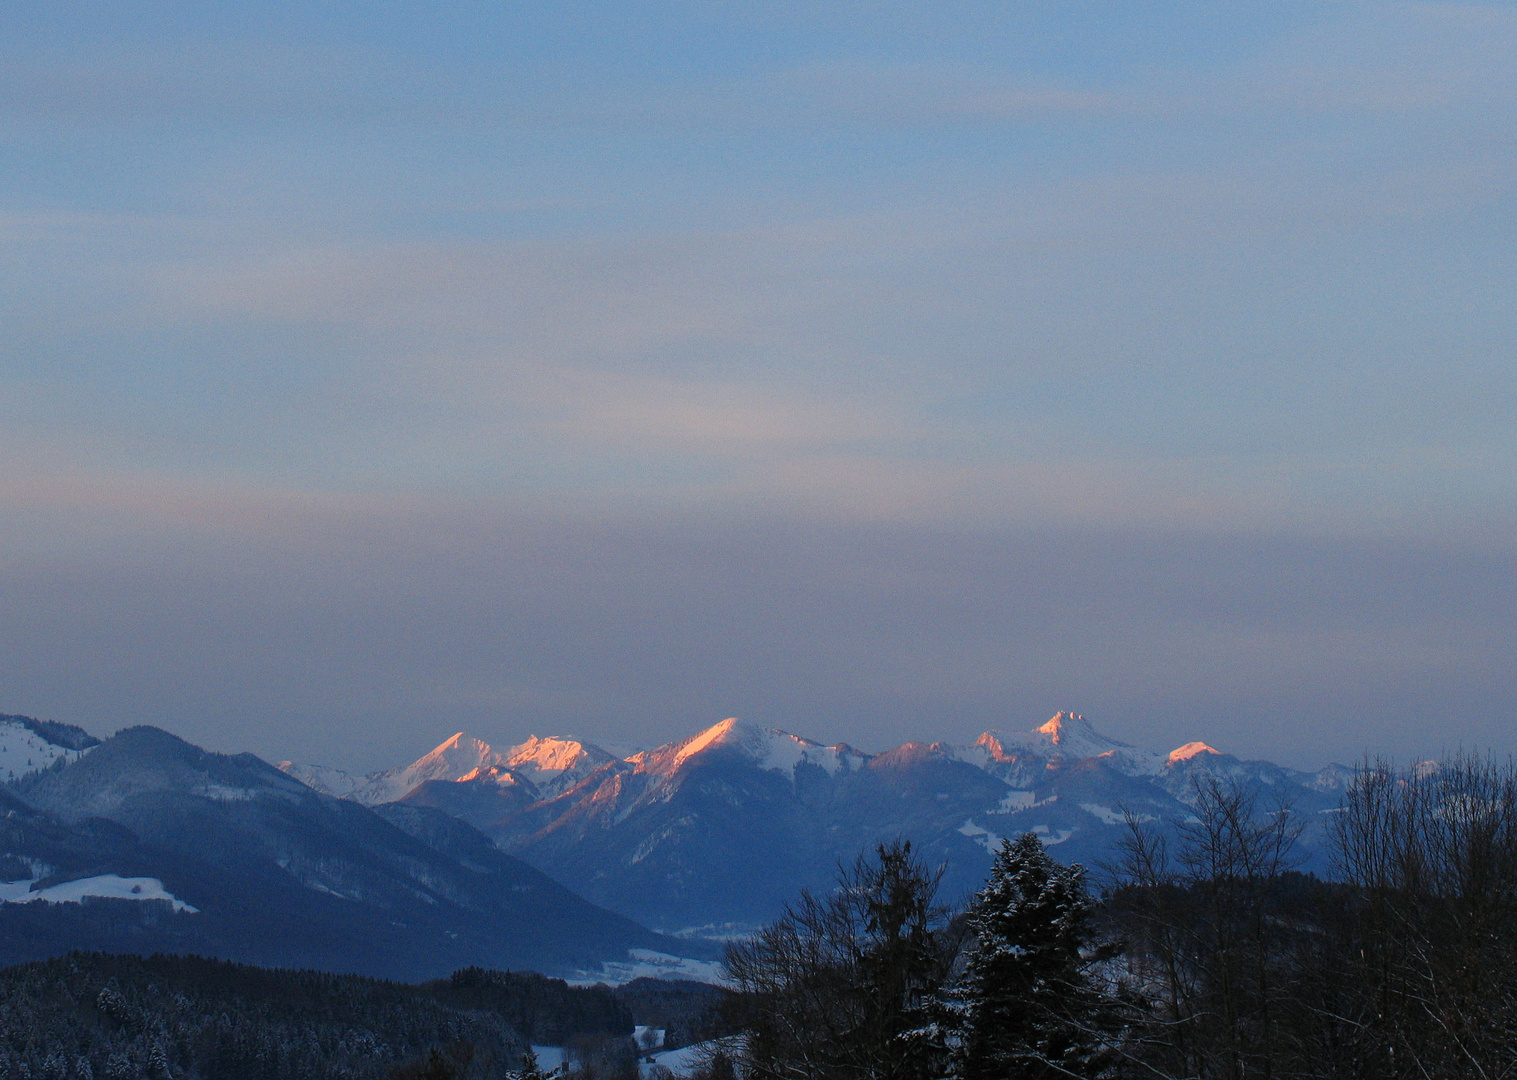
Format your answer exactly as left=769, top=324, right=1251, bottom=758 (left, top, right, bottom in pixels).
left=943, top=832, right=1115, bottom=1080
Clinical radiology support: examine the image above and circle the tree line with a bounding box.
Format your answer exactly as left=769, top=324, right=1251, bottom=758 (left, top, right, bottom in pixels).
left=722, top=755, right=1517, bottom=1080
left=0, top=954, right=632, bottom=1080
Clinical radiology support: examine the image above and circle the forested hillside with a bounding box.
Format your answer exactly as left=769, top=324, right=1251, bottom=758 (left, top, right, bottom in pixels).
left=0, top=954, right=632, bottom=1080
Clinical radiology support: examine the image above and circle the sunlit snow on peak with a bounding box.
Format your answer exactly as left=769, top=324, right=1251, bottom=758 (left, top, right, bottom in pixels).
left=1168, top=741, right=1224, bottom=763
left=662, top=718, right=863, bottom=779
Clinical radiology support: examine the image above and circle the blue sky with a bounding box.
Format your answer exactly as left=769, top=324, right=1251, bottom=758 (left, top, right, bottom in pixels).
left=1, top=2, right=1513, bottom=769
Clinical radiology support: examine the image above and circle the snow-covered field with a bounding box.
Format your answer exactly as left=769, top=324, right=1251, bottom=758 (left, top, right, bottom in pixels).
left=0, top=874, right=198, bottom=912
left=638, top=1037, right=746, bottom=1078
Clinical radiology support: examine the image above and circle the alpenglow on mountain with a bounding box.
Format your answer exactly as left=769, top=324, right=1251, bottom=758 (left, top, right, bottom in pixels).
left=284, top=713, right=1354, bottom=934
left=0, top=715, right=711, bottom=980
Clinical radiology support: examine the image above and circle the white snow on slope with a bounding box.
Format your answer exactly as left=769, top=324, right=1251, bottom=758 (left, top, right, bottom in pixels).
left=634, top=1027, right=666, bottom=1051
left=998, top=790, right=1038, bottom=811
left=281, top=731, right=616, bottom=804
left=639, top=1038, right=746, bottom=1079
left=657, top=718, right=864, bottom=779
left=281, top=732, right=512, bottom=804
left=957, top=819, right=1003, bottom=853
left=979, top=713, right=1166, bottom=774
left=500, top=735, right=617, bottom=797
left=0, top=875, right=197, bottom=912
left=0, top=720, right=89, bottom=782
left=277, top=761, right=367, bottom=799
left=1078, top=802, right=1155, bottom=825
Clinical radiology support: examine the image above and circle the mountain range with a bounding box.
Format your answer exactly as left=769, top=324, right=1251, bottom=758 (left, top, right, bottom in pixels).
left=281, top=712, right=1354, bottom=933
left=0, top=716, right=710, bottom=980
left=0, top=707, right=1355, bottom=973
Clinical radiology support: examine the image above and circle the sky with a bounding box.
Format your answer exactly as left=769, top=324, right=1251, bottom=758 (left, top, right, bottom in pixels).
left=1, top=2, right=1513, bottom=771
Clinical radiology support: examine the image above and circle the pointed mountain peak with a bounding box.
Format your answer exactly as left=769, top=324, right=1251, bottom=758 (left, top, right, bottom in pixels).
left=1036, top=711, right=1093, bottom=742
left=412, top=732, right=500, bottom=771
left=971, top=731, right=1012, bottom=761
left=1031, top=711, right=1128, bottom=753
left=672, top=717, right=762, bottom=767
left=969, top=711, right=1143, bottom=768
left=1168, top=741, right=1223, bottom=763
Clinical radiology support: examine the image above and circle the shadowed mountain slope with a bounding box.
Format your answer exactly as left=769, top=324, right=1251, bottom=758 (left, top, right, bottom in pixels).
left=3, top=724, right=709, bottom=978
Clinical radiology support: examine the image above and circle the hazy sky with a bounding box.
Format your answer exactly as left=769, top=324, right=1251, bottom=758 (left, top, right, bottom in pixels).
left=2, top=2, right=1513, bottom=771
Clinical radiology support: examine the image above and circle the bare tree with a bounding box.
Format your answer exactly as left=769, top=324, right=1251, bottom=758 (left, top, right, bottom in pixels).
left=1333, top=754, right=1517, bottom=1079
left=1109, top=778, right=1307, bottom=1080
left=724, top=840, right=957, bottom=1080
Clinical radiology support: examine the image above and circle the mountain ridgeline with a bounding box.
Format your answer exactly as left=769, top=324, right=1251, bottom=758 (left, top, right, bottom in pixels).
left=0, top=719, right=711, bottom=980
left=0, top=708, right=1352, bottom=969
left=282, top=713, right=1354, bottom=933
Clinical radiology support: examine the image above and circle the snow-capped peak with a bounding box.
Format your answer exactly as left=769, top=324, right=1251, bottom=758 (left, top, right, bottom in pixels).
left=279, top=732, right=508, bottom=806
left=1034, top=712, right=1117, bottom=751
left=499, top=735, right=615, bottom=797
left=988, top=711, right=1132, bottom=761
left=1168, top=741, right=1223, bottom=763
left=503, top=735, right=609, bottom=774
left=971, top=731, right=1012, bottom=761
left=949, top=713, right=1164, bottom=781
left=649, top=718, right=864, bottom=779
left=410, top=732, right=503, bottom=776
left=670, top=718, right=753, bottom=769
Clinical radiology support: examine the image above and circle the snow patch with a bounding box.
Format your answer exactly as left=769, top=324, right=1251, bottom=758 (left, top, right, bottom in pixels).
left=957, top=819, right=1003, bottom=853
left=0, top=719, right=89, bottom=782
left=1031, top=825, right=1076, bottom=845
left=501, top=736, right=617, bottom=797
left=1077, top=802, right=1152, bottom=825
left=998, top=790, right=1037, bottom=811
left=194, top=783, right=258, bottom=802
left=956, top=714, right=1167, bottom=778
left=0, top=875, right=197, bottom=912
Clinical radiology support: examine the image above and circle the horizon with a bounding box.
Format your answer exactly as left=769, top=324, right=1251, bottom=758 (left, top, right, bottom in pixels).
left=2, top=3, right=1513, bottom=775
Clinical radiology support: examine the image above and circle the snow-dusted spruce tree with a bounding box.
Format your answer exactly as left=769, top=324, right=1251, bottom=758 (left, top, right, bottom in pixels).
left=942, top=833, right=1117, bottom=1080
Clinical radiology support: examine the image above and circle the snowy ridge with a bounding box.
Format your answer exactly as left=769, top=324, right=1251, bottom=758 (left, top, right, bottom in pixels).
left=269, top=709, right=1355, bottom=937
left=502, top=736, right=617, bottom=797
left=982, top=712, right=1164, bottom=772
left=283, top=711, right=1346, bottom=811
left=281, top=731, right=616, bottom=805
